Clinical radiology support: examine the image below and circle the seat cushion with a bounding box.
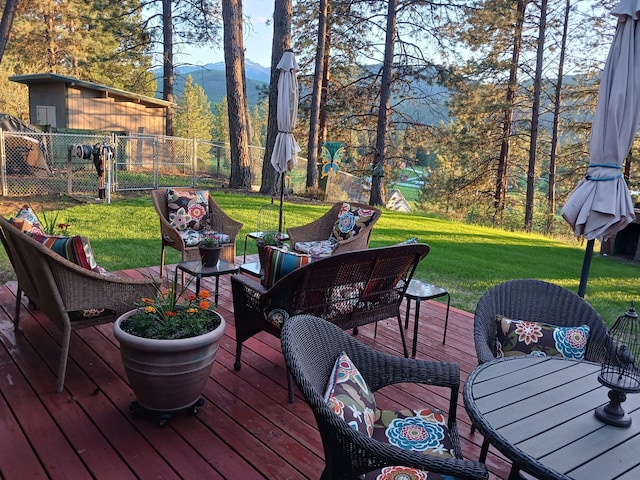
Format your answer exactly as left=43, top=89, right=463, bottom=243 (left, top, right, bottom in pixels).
left=324, top=351, right=376, bottom=436
left=262, top=246, right=312, bottom=288
left=363, top=408, right=456, bottom=480
left=330, top=202, right=376, bottom=242
left=293, top=239, right=336, bottom=257
left=496, top=315, right=590, bottom=360
left=178, top=229, right=230, bottom=247
left=166, top=188, right=209, bottom=231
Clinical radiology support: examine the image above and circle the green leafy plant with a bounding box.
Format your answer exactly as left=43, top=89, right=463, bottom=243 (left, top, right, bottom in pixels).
left=200, top=230, right=222, bottom=248
left=119, top=275, right=221, bottom=340
left=39, top=205, right=71, bottom=236
left=256, top=232, right=283, bottom=247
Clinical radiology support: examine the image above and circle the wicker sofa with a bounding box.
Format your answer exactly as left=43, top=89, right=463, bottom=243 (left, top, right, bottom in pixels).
left=0, top=214, right=157, bottom=392
left=231, top=242, right=430, bottom=402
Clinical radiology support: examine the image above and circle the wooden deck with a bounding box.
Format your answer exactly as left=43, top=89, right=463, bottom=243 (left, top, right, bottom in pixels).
left=0, top=258, right=514, bottom=479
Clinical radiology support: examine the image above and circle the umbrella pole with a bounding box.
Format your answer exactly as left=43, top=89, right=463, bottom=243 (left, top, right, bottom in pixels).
left=578, top=239, right=595, bottom=298
left=278, top=173, right=284, bottom=233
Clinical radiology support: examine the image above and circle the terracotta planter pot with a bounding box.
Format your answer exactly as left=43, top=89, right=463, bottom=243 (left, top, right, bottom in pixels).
left=199, top=245, right=222, bottom=267
left=113, top=309, right=226, bottom=412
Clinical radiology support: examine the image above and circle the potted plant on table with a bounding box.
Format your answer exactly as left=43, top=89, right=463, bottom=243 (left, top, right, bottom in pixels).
left=113, top=275, right=226, bottom=423
left=199, top=231, right=223, bottom=267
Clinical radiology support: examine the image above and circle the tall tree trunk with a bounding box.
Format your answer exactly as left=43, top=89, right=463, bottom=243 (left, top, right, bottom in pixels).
left=318, top=25, right=331, bottom=155
left=260, top=0, right=292, bottom=195
left=370, top=0, right=397, bottom=206
left=223, top=0, right=252, bottom=189
left=306, top=0, right=328, bottom=190
left=494, top=0, right=528, bottom=226
left=0, top=0, right=19, bottom=63
left=162, top=0, right=175, bottom=137
left=547, top=0, right=570, bottom=235
left=525, top=0, right=547, bottom=232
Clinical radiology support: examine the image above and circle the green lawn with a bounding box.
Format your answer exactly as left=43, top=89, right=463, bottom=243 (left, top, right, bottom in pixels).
left=1, top=191, right=637, bottom=325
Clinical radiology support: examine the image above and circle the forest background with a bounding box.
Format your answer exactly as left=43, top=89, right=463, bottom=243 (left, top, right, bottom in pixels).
left=0, top=0, right=637, bottom=237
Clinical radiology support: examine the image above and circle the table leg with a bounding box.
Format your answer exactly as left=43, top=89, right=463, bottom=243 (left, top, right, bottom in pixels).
left=214, top=275, right=220, bottom=305
left=412, top=299, right=421, bottom=358
left=404, top=298, right=412, bottom=329
left=195, top=274, right=201, bottom=295
left=443, top=293, right=451, bottom=345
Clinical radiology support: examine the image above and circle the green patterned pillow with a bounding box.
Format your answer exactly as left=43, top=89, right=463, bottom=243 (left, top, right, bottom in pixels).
left=496, top=315, right=590, bottom=360
left=324, top=351, right=376, bottom=436
left=166, top=188, right=209, bottom=231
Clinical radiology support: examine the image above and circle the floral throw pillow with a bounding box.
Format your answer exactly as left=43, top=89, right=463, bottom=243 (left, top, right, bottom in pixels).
left=330, top=203, right=376, bottom=242
left=324, top=351, right=376, bottom=437
left=496, top=315, right=590, bottom=360
left=166, top=188, right=209, bottom=231
left=11, top=204, right=44, bottom=235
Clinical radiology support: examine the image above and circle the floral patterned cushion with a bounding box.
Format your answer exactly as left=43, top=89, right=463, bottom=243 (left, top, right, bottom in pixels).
left=293, top=239, right=337, bottom=257
left=324, top=352, right=376, bottom=437
left=262, top=246, right=313, bottom=288
left=363, top=408, right=456, bottom=480
left=496, top=315, right=590, bottom=360
left=330, top=202, right=376, bottom=242
left=166, top=188, right=209, bottom=231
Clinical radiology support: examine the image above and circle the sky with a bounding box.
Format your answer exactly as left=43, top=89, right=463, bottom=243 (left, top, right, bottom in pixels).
left=178, top=0, right=274, bottom=67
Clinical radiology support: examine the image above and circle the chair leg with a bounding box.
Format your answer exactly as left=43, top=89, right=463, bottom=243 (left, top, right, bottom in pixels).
left=287, top=368, right=295, bottom=403
left=13, top=288, right=22, bottom=331
left=57, top=327, right=72, bottom=392
left=160, top=244, right=166, bottom=278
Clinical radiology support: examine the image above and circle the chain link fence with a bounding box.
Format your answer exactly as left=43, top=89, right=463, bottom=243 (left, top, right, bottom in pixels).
left=0, top=130, right=308, bottom=200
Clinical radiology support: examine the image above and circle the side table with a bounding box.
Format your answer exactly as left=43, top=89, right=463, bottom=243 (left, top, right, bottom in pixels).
left=176, top=259, right=239, bottom=305
left=404, top=279, right=450, bottom=357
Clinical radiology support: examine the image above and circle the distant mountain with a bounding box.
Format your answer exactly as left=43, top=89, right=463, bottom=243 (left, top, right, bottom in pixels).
left=155, top=59, right=270, bottom=107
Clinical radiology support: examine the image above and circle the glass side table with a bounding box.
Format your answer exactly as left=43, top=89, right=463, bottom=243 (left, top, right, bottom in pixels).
left=404, top=279, right=450, bottom=357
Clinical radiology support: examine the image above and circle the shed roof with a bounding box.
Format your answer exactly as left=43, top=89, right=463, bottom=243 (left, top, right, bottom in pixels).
left=9, top=73, right=175, bottom=108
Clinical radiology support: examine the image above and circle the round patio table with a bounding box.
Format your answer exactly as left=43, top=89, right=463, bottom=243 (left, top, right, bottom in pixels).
left=464, top=356, right=640, bottom=480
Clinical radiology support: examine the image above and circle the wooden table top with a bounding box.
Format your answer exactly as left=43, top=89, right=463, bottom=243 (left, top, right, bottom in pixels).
left=464, top=356, right=640, bottom=480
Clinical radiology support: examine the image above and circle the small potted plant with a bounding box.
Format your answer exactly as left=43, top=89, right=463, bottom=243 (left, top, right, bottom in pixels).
left=256, top=232, right=283, bottom=268
left=113, top=274, right=226, bottom=419
left=199, top=231, right=223, bottom=267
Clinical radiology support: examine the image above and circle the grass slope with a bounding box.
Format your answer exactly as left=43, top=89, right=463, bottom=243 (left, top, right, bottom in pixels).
left=1, top=191, right=636, bottom=324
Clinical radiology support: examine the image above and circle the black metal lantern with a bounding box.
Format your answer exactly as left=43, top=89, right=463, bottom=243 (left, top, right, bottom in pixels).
left=595, top=304, right=640, bottom=428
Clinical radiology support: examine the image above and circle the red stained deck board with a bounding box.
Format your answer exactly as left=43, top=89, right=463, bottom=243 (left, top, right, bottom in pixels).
left=0, top=263, right=512, bottom=480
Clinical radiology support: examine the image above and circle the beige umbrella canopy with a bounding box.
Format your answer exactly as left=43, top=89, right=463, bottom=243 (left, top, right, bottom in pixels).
left=562, top=0, right=639, bottom=297
left=270, top=50, right=301, bottom=232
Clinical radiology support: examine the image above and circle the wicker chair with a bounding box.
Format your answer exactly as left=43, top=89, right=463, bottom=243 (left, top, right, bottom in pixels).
left=281, top=314, right=489, bottom=480
left=0, top=215, right=157, bottom=392
left=232, top=243, right=430, bottom=402
left=472, top=278, right=609, bottom=470
left=286, top=202, right=381, bottom=255
left=151, top=188, right=243, bottom=276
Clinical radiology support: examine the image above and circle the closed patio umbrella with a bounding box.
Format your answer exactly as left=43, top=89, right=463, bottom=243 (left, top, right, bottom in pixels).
left=270, top=50, right=301, bottom=233
left=562, top=0, right=639, bottom=297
